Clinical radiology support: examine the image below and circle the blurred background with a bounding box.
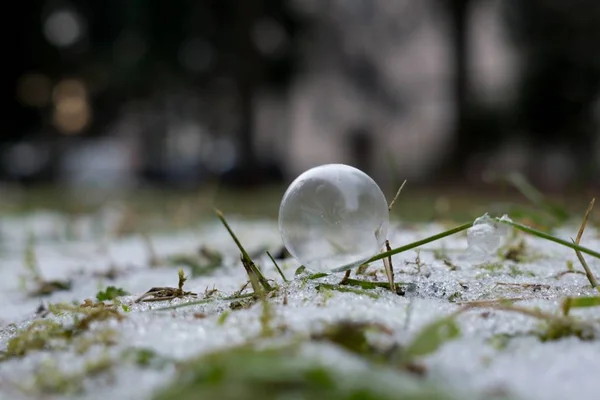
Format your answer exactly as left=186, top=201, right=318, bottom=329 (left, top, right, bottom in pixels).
left=3, top=0, right=600, bottom=217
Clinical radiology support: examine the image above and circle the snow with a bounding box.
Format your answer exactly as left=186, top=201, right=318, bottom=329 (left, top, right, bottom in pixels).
left=0, top=209, right=599, bottom=400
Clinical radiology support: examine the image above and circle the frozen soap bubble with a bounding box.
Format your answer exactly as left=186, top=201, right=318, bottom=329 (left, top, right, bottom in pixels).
left=466, top=213, right=511, bottom=262
left=278, top=164, right=389, bottom=273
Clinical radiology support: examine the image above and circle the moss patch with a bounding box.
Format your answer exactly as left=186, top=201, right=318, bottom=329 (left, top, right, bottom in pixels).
left=153, top=344, right=458, bottom=400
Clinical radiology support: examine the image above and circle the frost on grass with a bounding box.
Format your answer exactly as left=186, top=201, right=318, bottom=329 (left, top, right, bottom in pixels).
left=0, top=210, right=599, bottom=400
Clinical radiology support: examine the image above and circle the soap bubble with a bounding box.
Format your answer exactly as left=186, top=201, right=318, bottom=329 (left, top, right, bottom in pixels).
left=278, top=164, right=389, bottom=273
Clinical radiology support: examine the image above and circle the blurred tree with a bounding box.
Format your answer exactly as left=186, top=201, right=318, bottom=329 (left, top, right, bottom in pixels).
left=127, top=0, right=306, bottom=186
left=428, top=0, right=477, bottom=179
left=502, top=0, right=600, bottom=184
left=4, top=0, right=306, bottom=185
left=432, top=0, right=508, bottom=181
left=205, top=0, right=306, bottom=186
left=5, top=0, right=46, bottom=143
left=4, top=0, right=67, bottom=182
left=433, top=0, right=600, bottom=186
left=443, top=0, right=475, bottom=169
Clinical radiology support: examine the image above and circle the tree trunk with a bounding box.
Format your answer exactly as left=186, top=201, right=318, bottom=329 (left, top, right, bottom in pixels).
left=233, top=0, right=263, bottom=169
left=432, top=0, right=476, bottom=180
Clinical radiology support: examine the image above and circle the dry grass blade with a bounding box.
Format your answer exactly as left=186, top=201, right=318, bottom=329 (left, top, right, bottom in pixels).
left=153, top=292, right=255, bottom=311
left=455, top=298, right=531, bottom=306
left=572, top=198, right=597, bottom=288
left=576, top=198, right=595, bottom=243
left=380, top=180, right=405, bottom=292
left=460, top=303, right=557, bottom=321
left=388, top=180, right=407, bottom=212
left=383, top=240, right=395, bottom=292
left=243, top=256, right=264, bottom=297
left=134, top=269, right=197, bottom=303
left=338, top=270, right=351, bottom=285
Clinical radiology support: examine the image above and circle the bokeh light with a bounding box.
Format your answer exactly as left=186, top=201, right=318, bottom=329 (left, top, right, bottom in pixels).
left=51, top=79, right=91, bottom=134
left=43, top=9, right=85, bottom=48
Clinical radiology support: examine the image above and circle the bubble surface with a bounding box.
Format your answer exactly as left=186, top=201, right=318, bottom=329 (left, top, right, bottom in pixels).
left=278, top=164, right=389, bottom=273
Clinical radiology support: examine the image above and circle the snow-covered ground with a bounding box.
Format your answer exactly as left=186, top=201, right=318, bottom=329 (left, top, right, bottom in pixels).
left=0, top=208, right=599, bottom=400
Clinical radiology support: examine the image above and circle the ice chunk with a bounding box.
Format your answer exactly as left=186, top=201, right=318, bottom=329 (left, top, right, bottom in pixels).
left=465, top=213, right=510, bottom=262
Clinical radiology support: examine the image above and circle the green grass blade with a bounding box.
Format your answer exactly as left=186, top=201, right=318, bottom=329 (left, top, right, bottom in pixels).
left=367, top=222, right=473, bottom=264
left=266, top=251, right=288, bottom=283
left=496, top=218, right=600, bottom=260
left=505, top=172, right=569, bottom=221
left=215, top=209, right=272, bottom=292
left=561, top=296, right=600, bottom=316
left=403, top=316, right=460, bottom=361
